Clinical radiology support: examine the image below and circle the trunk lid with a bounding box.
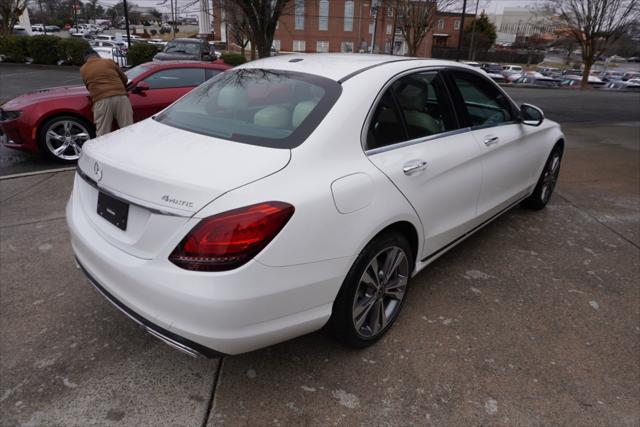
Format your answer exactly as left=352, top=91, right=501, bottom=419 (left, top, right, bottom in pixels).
left=76, top=118, right=291, bottom=259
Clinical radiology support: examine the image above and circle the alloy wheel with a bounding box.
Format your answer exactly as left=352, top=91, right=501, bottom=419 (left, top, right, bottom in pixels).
left=540, top=154, right=561, bottom=203
left=44, top=120, right=90, bottom=161
left=352, top=246, right=409, bottom=338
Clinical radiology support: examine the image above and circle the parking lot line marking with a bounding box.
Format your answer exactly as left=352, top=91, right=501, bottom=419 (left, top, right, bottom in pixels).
left=0, top=167, right=75, bottom=180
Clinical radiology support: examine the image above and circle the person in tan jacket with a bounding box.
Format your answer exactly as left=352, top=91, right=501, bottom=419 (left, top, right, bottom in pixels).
left=80, top=49, right=133, bottom=137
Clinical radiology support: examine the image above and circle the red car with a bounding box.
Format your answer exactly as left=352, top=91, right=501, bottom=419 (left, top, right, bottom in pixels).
left=0, top=60, right=230, bottom=162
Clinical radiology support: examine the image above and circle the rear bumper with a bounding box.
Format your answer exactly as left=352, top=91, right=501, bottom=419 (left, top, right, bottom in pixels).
left=77, top=259, right=223, bottom=358
left=66, top=191, right=353, bottom=355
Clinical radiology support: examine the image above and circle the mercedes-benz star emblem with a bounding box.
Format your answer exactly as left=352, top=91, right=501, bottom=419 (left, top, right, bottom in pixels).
left=93, top=161, right=102, bottom=182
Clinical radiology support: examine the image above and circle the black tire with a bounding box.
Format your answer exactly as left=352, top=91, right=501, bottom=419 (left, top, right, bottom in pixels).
left=522, top=145, right=563, bottom=210
left=329, top=231, right=414, bottom=348
left=38, top=115, right=95, bottom=163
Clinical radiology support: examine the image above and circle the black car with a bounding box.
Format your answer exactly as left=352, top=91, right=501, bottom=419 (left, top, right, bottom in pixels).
left=153, top=38, right=215, bottom=62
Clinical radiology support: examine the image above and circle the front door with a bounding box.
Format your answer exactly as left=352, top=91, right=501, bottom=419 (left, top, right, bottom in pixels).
left=445, top=69, right=542, bottom=219
left=365, top=70, right=484, bottom=259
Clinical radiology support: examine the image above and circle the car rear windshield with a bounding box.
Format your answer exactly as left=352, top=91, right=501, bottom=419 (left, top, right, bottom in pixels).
left=163, top=40, right=201, bottom=54
left=154, top=68, right=342, bottom=148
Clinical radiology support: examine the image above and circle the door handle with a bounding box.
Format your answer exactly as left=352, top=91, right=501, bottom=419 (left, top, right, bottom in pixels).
left=484, top=135, right=499, bottom=146
left=403, top=161, right=428, bottom=175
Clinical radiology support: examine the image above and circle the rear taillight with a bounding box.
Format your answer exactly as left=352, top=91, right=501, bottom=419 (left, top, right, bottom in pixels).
left=169, top=202, right=294, bottom=271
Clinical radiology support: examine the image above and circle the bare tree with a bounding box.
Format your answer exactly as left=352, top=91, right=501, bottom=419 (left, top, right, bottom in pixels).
left=396, top=0, right=456, bottom=57
left=549, top=0, right=639, bottom=88
left=233, top=0, right=292, bottom=58
left=0, top=0, right=28, bottom=35
left=224, top=1, right=252, bottom=57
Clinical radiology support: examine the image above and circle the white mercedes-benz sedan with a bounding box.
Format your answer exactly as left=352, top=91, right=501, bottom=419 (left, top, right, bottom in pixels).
left=67, top=54, right=564, bottom=357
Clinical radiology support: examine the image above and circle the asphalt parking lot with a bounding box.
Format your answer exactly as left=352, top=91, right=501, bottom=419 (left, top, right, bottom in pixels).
left=1, top=64, right=639, bottom=426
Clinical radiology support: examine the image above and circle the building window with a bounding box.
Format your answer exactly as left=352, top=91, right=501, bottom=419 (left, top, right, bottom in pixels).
left=454, top=20, right=460, bottom=30
left=386, top=24, right=392, bottom=35
left=293, top=40, right=306, bottom=52
left=319, top=0, right=329, bottom=31
left=388, top=6, right=393, bottom=17
left=344, top=0, right=354, bottom=31
left=316, top=41, right=329, bottom=52
left=437, top=19, right=444, bottom=30
left=341, top=41, right=354, bottom=53
left=272, top=39, right=281, bottom=51
left=369, top=23, right=374, bottom=34
left=295, top=0, right=304, bottom=30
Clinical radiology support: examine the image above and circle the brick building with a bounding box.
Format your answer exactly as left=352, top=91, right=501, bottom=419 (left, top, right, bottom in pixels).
left=213, top=1, right=474, bottom=57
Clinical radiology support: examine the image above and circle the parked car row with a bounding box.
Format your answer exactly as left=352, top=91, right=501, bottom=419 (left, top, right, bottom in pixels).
left=0, top=61, right=231, bottom=162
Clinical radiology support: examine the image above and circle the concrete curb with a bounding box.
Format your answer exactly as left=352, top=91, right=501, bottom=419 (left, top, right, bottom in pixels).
left=0, top=167, right=74, bottom=180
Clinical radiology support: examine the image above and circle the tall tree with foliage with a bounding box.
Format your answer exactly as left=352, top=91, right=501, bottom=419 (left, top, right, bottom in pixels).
left=232, top=0, right=291, bottom=58
left=548, top=0, right=639, bottom=88
left=1, top=0, right=28, bottom=34
left=396, top=0, right=456, bottom=57
left=464, top=12, right=496, bottom=53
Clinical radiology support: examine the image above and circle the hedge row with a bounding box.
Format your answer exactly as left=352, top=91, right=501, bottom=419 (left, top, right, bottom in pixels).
left=127, top=43, right=160, bottom=66
left=0, top=35, right=89, bottom=65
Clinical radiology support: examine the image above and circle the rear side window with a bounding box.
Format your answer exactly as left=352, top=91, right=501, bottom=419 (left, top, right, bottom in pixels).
left=366, top=71, right=457, bottom=150
left=391, top=72, right=457, bottom=140
left=449, top=70, right=514, bottom=127
left=143, top=68, right=205, bottom=89
left=155, top=68, right=342, bottom=148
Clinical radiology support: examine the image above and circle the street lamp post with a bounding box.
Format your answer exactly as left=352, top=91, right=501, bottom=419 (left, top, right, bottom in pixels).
left=123, top=0, right=131, bottom=49
left=370, top=0, right=378, bottom=53
left=456, top=0, right=467, bottom=60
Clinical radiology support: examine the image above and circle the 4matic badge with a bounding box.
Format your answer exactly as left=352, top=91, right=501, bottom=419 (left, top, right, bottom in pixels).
left=161, top=195, right=194, bottom=208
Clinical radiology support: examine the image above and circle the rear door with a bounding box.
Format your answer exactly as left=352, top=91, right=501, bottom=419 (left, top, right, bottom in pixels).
left=365, top=70, right=484, bottom=259
left=445, top=69, right=542, bottom=220
left=130, top=67, right=206, bottom=122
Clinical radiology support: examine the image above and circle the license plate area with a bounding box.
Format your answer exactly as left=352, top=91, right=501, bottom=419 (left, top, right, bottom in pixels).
left=97, top=191, right=129, bottom=231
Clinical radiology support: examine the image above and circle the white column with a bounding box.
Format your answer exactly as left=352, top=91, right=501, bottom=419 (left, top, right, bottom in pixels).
left=198, top=0, right=211, bottom=36
left=18, top=1, right=33, bottom=35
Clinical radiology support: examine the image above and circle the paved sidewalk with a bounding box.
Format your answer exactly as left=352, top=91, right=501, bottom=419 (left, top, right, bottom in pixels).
left=0, top=124, right=638, bottom=426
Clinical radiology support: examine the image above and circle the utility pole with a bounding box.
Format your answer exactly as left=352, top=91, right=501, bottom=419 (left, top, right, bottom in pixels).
left=390, top=0, right=398, bottom=55
left=123, top=0, right=131, bottom=49
left=370, top=0, right=378, bottom=53
left=38, top=0, right=46, bottom=34
left=456, top=0, right=467, bottom=60
left=468, top=0, right=479, bottom=60
left=73, top=0, right=78, bottom=32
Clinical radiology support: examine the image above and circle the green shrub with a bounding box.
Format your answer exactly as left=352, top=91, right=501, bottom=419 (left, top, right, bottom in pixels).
left=57, top=38, right=90, bottom=65
left=127, top=43, right=159, bottom=66
left=220, top=52, right=247, bottom=66
left=27, top=35, right=60, bottom=64
left=0, top=35, right=29, bottom=62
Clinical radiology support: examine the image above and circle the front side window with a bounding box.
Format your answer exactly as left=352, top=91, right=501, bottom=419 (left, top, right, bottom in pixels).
left=449, top=70, right=514, bottom=127
left=143, top=68, right=205, bottom=89
left=155, top=69, right=342, bottom=149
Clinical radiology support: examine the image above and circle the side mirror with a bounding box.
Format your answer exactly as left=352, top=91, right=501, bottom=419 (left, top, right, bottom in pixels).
left=520, top=103, right=544, bottom=126
left=132, top=81, right=150, bottom=94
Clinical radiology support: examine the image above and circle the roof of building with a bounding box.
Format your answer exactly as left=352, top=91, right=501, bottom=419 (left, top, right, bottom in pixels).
left=240, top=53, right=470, bottom=82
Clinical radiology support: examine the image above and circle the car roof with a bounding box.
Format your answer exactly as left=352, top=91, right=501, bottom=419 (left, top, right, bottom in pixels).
left=140, top=60, right=229, bottom=70
left=238, top=53, right=473, bottom=82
